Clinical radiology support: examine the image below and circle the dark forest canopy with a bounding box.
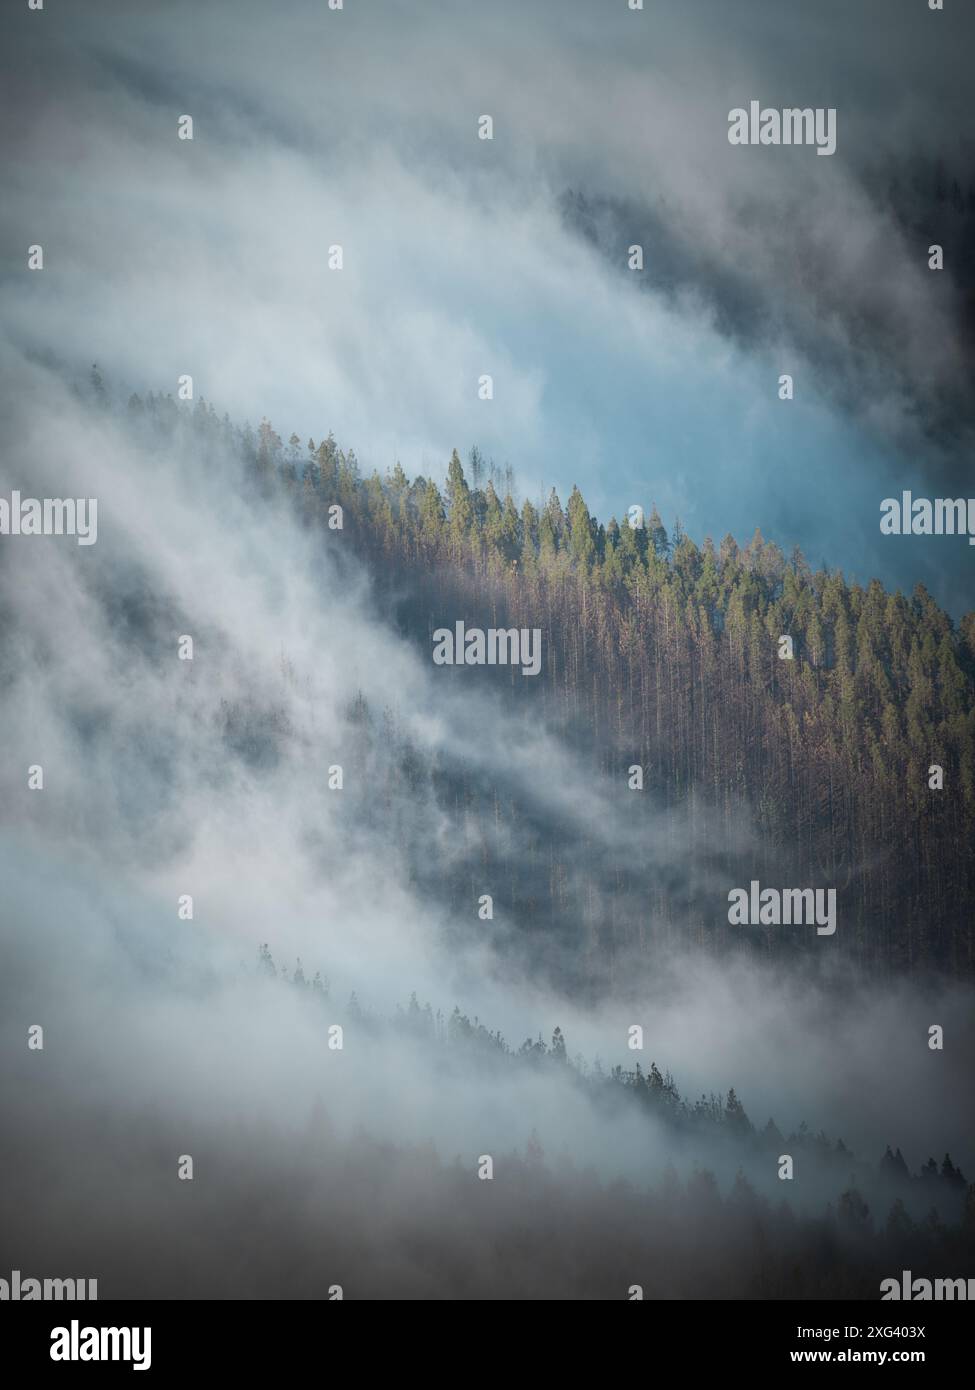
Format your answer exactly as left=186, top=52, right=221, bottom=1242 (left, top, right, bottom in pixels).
left=122, top=384, right=975, bottom=976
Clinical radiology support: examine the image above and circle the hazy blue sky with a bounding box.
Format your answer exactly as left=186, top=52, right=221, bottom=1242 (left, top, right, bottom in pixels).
left=3, top=0, right=973, bottom=611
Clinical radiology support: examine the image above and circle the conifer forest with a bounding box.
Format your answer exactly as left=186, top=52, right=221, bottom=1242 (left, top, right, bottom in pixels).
left=1, top=0, right=973, bottom=1339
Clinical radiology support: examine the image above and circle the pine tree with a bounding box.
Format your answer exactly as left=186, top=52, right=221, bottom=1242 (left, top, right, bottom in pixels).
left=445, top=449, right=472, bottom=549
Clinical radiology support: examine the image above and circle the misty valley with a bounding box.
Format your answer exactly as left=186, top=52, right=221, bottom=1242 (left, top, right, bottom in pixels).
left=2, top=1, right=974, bottom=1329
left=1, top=381, right=972, bottom=1302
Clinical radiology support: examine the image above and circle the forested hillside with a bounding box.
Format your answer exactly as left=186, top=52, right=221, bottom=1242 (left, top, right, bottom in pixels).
left=261, top=938, right=973, bottom=1231
left=128, top=387, right=975, bottom=976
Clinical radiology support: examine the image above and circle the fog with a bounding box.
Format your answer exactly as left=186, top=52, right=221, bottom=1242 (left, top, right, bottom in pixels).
left=2, top=0, right=973, bottom=1297
left=3, top=0, right=975, bottom=611
left=0, top=352, right=972, bottom=1294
